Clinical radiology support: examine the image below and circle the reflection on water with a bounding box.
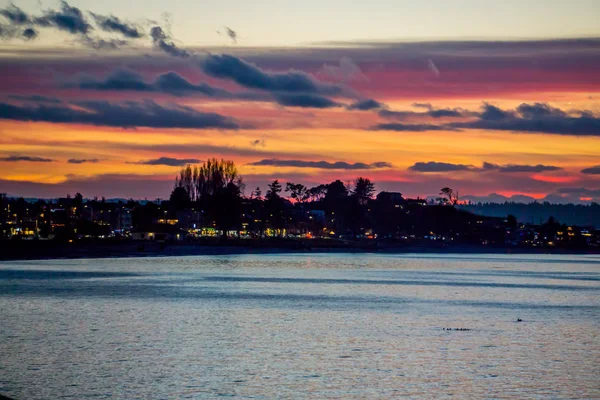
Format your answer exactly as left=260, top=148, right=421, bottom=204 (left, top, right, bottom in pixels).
left=1, top=253, right=599, bottom=399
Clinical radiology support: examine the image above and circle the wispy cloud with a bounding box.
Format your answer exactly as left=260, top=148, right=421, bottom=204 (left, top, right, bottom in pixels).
left=0, top=155, right=54, bottom=162
left=408, top=162, right=475, bottom=172
left=581, top=165, right=600, bottom=175
left=371, top=123, right=455, bottom=132
left=449, top=103, right=600, bottom=136
left=249, top=159, right=392, bottom=170
left=225, top=27, right=237, bottom=44
left=0, top=1, right=140, bottom=49
left=201, top=53, right=345, bottom=96
left=409, top=161, right=563, bottom=173
left=347, top=99, right=386, bottom=111
left=317, top=57, right=368, bottom=83
left=379, top=104, right=468, bottom=119
left=90, top=13, right=143, bottom=39
left=273, top=93, right=340, bottom=109
left=68, top=158, right=100, bottom=164
left=482, top=162, right=562, bottom=173
left=72, top=68, right=345, bottom=108
left=0, top=99, right=240, bottom=130
left=129, top=157, right=201, bottom=166
left=150, top=26, right=190, bottom=58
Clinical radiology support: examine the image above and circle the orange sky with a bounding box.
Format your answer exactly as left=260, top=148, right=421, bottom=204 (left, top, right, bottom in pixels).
left=0, top=4, right=599, bottom=202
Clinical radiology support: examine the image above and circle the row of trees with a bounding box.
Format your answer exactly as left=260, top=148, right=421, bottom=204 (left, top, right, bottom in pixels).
left=169, top=159, right=464, bottom=238
left=171, top=159, right=381, bottom=212
left=172, top=158, right=458, bottom=207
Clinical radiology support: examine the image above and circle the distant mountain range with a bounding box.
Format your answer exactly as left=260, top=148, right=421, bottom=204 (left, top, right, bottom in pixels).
left=459, top=202, right=600, bottom=227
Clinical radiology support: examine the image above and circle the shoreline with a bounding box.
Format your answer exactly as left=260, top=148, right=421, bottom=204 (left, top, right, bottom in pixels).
left=1, top=239, right=599, bottom=261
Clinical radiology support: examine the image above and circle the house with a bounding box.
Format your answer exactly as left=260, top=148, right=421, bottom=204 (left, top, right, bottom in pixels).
left=377, top=191, right=405, bottom=203
left=406, top=198, right=428, bottom=207
left=131, top=223, right=185, bottom=241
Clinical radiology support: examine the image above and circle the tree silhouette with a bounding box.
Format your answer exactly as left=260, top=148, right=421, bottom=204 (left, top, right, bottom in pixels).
left=352, top=177, right=375, bottom=205
left=266, top=180, right=282, bottom=200
left=175, top=165, right=195, bottom=201
left=286, top=182, right=310, bottom=204
left=175, top=158, right=244, bottom=237
left=440, top=187, right=459, bottom=206
left=325, top=180, right=348, bottom=203
left=251, top=186, right=262, bottom=200
left=308, top=185, right=327, bottom=202
left=286, top=183, right=311, bottom=234
left=265, top=180, right=285, bottom=234
left=169, top=186, right=189, bottom=210
left=195, top=159, right=243, bottom=200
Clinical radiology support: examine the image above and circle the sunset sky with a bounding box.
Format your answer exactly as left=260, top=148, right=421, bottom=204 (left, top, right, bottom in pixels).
left=1, top=0, right=599, bottom=202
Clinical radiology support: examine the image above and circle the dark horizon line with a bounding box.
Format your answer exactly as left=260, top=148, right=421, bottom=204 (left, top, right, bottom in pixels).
left=2, top=193, right=598, bottom=207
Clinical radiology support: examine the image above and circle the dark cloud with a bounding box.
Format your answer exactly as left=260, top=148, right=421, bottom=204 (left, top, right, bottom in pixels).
left=516, top=102, right=566, bottom=119
left=201, top=54, right=343, bottom=95
left=0, top=22, right=37, bottom=41
left=0, top=5, right=38, bottom=40
left=91, top=13, right=143, bottom=39
left=379, top=105, right=467, bottom=120
left=0, top=4, right=30, bottom=24
left=21, top=27, right=37, bottom=40
left=347, top=99, right=386, bottom=111
left=581, top=165, right=600, bottom=175
left=376, top=102, right=600, bottom=136
left=478, top=103, right=510, bottom=120
left=409, top=162, right=475, bottom=172
left=451, top=102, right=600, bottom=136
left=249, top=159, right=392, bottom=170
left=129, top=157, right=201, bottom=166
left=0, top=2, right=135, bottom=49
left=370, top=123, right=453, bottom=132
left=150, top=26, right=190, bottom=58
left=75, top=69, right=338, bottom=108
left=154, top=72, right=233, bottom=97
left=35, top=1, right=91, bottom=35
left=0, top=99, right=240, bottom=130
left=77, top=69, right=153, bottom=91
left=251, top=139, right=266, bottom=147
left=482, top=162, right=563, bottom=173
left=409, top=161, right=563, bottom=173
left=273, top=93, right=340, bottom=108
left=8, top=94, right=62, bottom=104
left=68, top=158, right=99, bottom=164
left=0, top=155, right=53, bottom=162
left=76, top=69, right=236, bottom=98
left=225, top=27, right=237, bottom=44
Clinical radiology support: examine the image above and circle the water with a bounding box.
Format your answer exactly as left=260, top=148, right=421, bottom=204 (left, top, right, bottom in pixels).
left=1, top=253, right=599, bottom=399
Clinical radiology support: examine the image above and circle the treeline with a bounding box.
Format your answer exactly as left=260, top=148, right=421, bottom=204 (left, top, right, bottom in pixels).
left=3, top=159, right=597, bottom=246
left=460, top=202, right=600, bottom=228
left=170, top=159, right=388, bottom=237
left=166, top=159, right=524, bottom=244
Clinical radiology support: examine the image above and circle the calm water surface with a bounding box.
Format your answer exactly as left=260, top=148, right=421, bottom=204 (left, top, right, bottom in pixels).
left=1, top=253, right=599, bottom=399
